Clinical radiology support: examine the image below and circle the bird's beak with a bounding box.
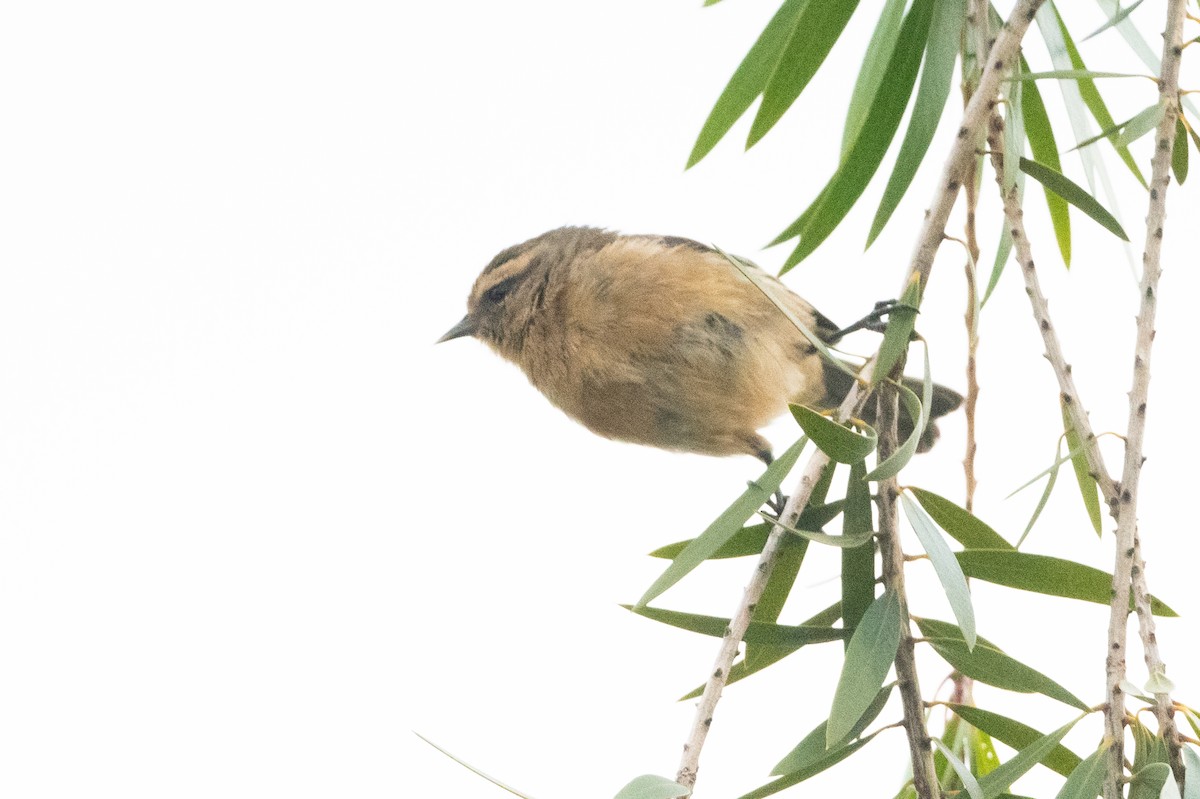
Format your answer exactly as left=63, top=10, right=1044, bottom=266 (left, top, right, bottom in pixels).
left=437, top=315, right=476, bottom=343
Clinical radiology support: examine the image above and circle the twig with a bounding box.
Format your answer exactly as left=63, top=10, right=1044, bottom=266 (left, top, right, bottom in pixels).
left=877, top=385, right=941, bottom=799
left=672, top=0, right=1047, bottom=791
left=1118, top=0, right=1188, bottom=786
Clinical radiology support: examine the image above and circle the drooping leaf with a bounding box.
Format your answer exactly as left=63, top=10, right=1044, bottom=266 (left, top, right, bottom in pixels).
left=773, top=685, right=893, bottom=774
left=1111, top=103, right=1167, bottom=149
left=872, top=274, right=922, bottom=385
left=916, top=619, right=1089, bottom=710
left=865, top=380, right=924, bottom=480
left=759, top=511, right=875, bottom=548
left=775, top=0, right=935, bottom=269
left=841, top=459, right=875, bottom=651
left=948, top=704, right=1083, bottom=778
left=1020, top=54, right=1071, bottom=265
left=686, top=0, right=811, bottom=167
left=749, top=0, right=863, bottom=147
left=1174, top=117, right=1189, bottom=184
left=828, top=590, right=902, bottom=745
left=613, top=774, right=691, bottom=799
left=1016, top=436, right=1066, bottom=547
left=981, top=220, right=1014, bottom=306
left=413, top=732, right=539, bottom=799
left=1053, top=744, right=1110, bottom=799
left=932, top=739, right=984, bottom=799
left=737, top=735, right=877, bottom=799
left=790, top=405, right=877, bottom=463
left=649, top=503, right=846, bottom=559
left=637, top=438, right=806, bottom=606
left=624, top=605, right=846, bottom=648
left=868, top=0, right=963, bottom=245
left=1003, top=52, right=1025, bottom=192
left=1082, top=0, right=1146, bottom=41
left=1019, top=158, right=1129, bottom=241
left=955, top=550, right=1177, bottom=616
left=1012, top=69, right=1147, bottom=81
left=902, top=492, right=975, bottom=649
left=841, top=0, right=907, bottom=159
left=907, top=487, right=1013, bottom=550
left=976, top=716, right=1085, bottom=799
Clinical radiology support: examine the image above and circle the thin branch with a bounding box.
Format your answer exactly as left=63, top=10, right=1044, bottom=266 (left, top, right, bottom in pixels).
left=877, top=385, right=941, bottom=799
left=672, top=0, right=1048, bottom=790
left=1119, top=0, right=1189, bottom=786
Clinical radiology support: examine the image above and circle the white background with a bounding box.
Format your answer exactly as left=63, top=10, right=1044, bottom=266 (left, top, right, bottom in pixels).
left=1, top=2, right=1197, bottom=797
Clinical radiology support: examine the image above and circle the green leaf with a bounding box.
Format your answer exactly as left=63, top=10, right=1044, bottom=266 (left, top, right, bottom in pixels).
left=1128, top=763, right=1171, bottom=799
left=1053, top=744, right=1110, bottom=799
left=686, top=0, right=811, bottom=168
left=790, top=405, right=877, bottom=463
left=637, top=438, right=806, bottom=606
left=1020, top=54, right=1071, bottom=266
left=749, top=0, right=863, bottom=147
left=773, top=685, right=893, bottom=775
left=907, top=488, right=1013, bottom=550
left=1082, top=0, right=1146, bottom=41
left=649, top=503, right=847, bottom=559
left=624, top=605, right=846, bottom=648
left=932, top=739, right=984, bottom=799
left=977, top=716, right=1085, bottom=799
left=902, top=492, right=975, bottom=649
left=759, top=511, right=874, bottom=548
left=1003, top=53, right=1025, bottom=192
left=872, top=274, right=922, bottom=384
left=775, top=0, right=935, bottom=269
left=841, top=0, right=907, bottom=160
left=613, top=774, right=691, bottom=799
left=1174, top=117, right=1189, bottom=184
left=1016, top=437, right=1066, bottom=548
left=1019, top=157, right=1129, bottom=241
left=1012, top=69, right=1147, bottom=81
left=916, top=619, right=1089, bottom=710
left=842, top=459, right=875, bottom=651
left=981, top=221, right=1013, bottom=306
left=867, top=0, right=963, bottom=245
left=828, top=590, right=902, bottom=745
left=1111, top=103, right=1166, bottom=149
left=948, top=705, right=1083, bottom=778
left=413, top=732, right=538, bottom=799
left=1182, top=746, right=1200, bottom=799
left=737, top=735, right=876, bottom=799
left=955, top=550, right=1178, bottom=616
left=866, top=342, right=930, bottom=480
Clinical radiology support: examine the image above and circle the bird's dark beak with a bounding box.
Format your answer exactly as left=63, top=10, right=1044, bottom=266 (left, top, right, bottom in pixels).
left=437, top=315, right=476, bottom=343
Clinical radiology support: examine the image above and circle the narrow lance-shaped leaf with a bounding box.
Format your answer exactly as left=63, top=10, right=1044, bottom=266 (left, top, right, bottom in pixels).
left=759, top=511, right=874, bottom=548
left=1019, top=157, right=1129, bottom=241
left=866, top=380, right=924, bottom=481
left=624, top=605, right=847, bottom=648
left=907, top=487, right=1013, bottom=550
left=1003, top=51, right=1025, bottom=192
left=775, top=0, right=935, bottom=270
left=977, top=716, right=1086, bottom=799
left=1082, top=0, right=1146, bottom=41
left=1020, top=53, right=1071, bottom=266
left=613, top=775, right=691, bottom=799
left=790, top=405, right=877, bottom=463
left=413, top=733, right=539, bottom=799
left=840, top=0, right=907, bottom=160
left=902, top=492, right=975, bottom=649
left=872, top=273, right=921, bottom=385
left=686, top=0, right=810, bottom=168
left=916, top=618, right=1089, bottom=710
left=841, top=459, right=875, bottom=650
left=1061, top=400, right=1103, bottom=536
left=637, top=437, right=806, bottom=607
left=1016, top=436, right=1066, bottom=547
left=1110, top=103, right=1166, bottom=149
left=948, top=704, right=1084, bottom=778
left=1054, top=744, right=1110, bottom=799
left=773, top=685, right=893, bottom=775
left=955, top=550, right=1177, bottom=616
left=1174, top=116, right=1189, bottom=184
left=748, top=0, right=863, bottom=147
left=868, top=0, right=965, bottom=244
left=736, top=734, right=877, bottom=799
left=827, top=590, right=902, bottom=745
left=649, top=502, right=846, bottom=559
left=932, top=739, right=984, bottom=799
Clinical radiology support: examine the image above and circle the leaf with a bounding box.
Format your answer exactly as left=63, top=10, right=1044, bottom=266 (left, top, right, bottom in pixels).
left=1016, top=436, right=1066, bottom=548
left=842, top=459, right=876, bottom=650
left=932, top=739, right=984, bottom=799
left=872, top=274, right=921, bottom=384
left=1111, top=103, right=1166, bottom=149
left=686, top=0, right=811, bottom=168
left=977, top=716, right=1085, bottom=799
left=775, top=0, right=935, bottom=269
left=749, top=0, right=863, bottom=147
left=773, top=685, right=893, bottom=775
left=737, top=735, right=876, bottom=799
left=865, top=380, right=924, bottom=480
left=1054, top=745, right=1110, bottom=799
left=1144, top=669, right=1176, bottom=695
left=916, top=619, right=1089, bottom=710
left=1174, top=117, right=1189, bottom=184
left=1019, top=157, right=1129, bottom=241
left=868, top=0, right=964, bottom=244
left=758, top=511, right=874, bottom=548
left=613, top=775, right=691, bottom=799
left=948, top=705, right=1083, bottom=778
left=955, top=550, right=1178, bottom=616
left=1082, top=0, right=1146, bottom=41
left=1003, top=53, right=1025, bottom=192
left=1182, top=746, right=1200, bottom=799
left=828, top=590, right=902, bottom=745
left=624, top=605, right=846, bottom=648
left=1020, top=54, right=1071, bottom=266
left=841, top=0, right=907, bottom=160
left=907, top=487, right=1014, bottom=550
left=790, top=405, right=877, bottom=463
left=902, top=492, right=976, bottom=649
left=649, top=504, right=847, bottom=559
left=637, top=437, right=806, bottom=607
left=981, top=221, right=1013, bottom=306
left=1012, top=69, right=1147, bottom=81
left=1128, top=763, right=1171, bottom=799
left=413, top=732, right=538, bottom=799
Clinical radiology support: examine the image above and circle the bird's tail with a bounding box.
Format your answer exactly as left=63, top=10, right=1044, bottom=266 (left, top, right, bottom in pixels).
left=820, top=360, right=963, bottom=453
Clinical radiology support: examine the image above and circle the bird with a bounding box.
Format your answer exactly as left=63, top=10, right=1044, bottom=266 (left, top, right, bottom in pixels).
left=439, top=226, right=961, bottom=466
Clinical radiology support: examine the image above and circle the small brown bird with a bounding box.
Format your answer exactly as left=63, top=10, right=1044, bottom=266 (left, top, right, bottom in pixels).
left=440, top=227, right=961, bottom=464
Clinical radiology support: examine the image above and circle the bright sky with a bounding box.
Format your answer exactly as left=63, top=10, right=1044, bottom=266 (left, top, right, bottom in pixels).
left=2, top=2, right=1198, bottom=798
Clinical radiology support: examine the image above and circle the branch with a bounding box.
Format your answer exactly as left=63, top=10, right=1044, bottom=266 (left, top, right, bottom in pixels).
left=672, top=1, right=1048, bottom=791
left=1118, top=0, right=1189, bottom=786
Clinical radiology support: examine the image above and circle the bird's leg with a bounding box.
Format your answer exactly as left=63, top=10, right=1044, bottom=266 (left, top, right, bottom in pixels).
left=826, top=299, right=899, bottom=344
left=766, top=489, right=788, bottom=517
